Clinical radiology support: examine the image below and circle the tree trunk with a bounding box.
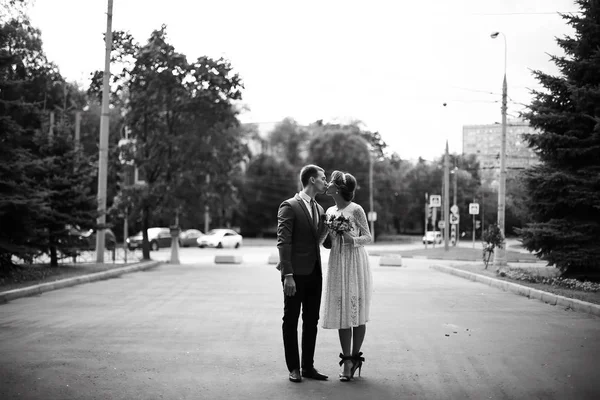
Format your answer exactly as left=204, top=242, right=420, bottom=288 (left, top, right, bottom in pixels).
left=49, top=241, right=58, bottom=267
left=142, top=205, right=150, bottom=260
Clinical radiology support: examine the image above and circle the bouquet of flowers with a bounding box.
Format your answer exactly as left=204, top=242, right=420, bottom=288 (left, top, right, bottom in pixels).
left=324, top=214, right=351, bottom=235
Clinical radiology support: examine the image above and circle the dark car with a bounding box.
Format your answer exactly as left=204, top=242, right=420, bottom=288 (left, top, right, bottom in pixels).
left=127, top=227, right=172, bottom=251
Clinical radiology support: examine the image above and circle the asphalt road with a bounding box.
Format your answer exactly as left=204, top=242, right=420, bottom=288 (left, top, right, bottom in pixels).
left=1, top=246, right=599, bottom=400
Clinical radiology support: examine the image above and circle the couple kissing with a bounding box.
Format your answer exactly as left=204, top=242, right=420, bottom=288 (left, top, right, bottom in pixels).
left=276, top=164, right=373, bottom=383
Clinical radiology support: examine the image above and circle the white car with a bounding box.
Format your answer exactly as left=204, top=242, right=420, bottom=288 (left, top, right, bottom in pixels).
left=422, top=231, right=442, bottom=244
left=197, top=229, right=242, bottom=248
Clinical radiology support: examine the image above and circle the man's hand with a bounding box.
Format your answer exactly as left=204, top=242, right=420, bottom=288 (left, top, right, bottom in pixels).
left=283, top=276, right=296, bottom=297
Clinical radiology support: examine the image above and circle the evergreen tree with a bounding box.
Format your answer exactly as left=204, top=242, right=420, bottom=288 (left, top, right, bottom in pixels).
left=0, top=12, right=54, bottom=267
left=1, top=8, right=97, bottom=268
left=519, top=0, right=600, bottom=275
left=31, top=127, right=97, bottom=267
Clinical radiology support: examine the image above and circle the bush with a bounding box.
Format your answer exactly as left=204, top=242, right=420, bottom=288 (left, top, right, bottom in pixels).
left=499, top=268, right=600, bottom=292
left=482, top=224, right=505, bottom=269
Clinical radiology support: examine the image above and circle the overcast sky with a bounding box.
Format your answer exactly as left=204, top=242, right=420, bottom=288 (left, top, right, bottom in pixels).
left=28, top=0, right=577, bottom=161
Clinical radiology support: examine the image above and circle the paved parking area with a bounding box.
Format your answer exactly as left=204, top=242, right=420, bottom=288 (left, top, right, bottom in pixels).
left=1, top=250, right=599, bottom=399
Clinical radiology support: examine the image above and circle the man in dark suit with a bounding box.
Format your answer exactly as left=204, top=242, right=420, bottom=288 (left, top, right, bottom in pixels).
left=277, top=164, right=329, bottom=383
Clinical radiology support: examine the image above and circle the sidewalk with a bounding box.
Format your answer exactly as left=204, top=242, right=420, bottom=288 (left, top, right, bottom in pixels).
left=0, top=260, right=161, bottom=304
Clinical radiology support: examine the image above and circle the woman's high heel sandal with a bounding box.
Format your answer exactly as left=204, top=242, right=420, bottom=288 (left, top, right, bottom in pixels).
left=350, top=352, right=365, bottom=378
left=338, top=353, right=354, bottom=382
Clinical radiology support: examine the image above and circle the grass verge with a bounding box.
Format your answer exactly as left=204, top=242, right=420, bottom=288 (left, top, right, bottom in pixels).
left=446, top=263, right=600, bottom=306
left=371, top=246, right=540, bottom=262
left=0, top=262, right=141, bottom=293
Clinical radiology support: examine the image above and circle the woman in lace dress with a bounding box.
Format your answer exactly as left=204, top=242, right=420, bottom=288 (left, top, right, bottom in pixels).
left=320, top=170, right=373, bottom=381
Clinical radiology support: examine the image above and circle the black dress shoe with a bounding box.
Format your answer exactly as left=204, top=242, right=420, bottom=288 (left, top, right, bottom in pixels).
left=289, top=369, right=302, bottom=382
left=301, top=367, right=328, bottom=380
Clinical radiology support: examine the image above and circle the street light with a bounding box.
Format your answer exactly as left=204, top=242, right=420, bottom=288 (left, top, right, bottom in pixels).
left=450, top=166, right=458, bottom=246
left=491, top=31, right=508, bottom=267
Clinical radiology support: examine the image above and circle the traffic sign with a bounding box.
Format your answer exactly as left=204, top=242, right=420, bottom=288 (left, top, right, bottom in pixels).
left=368, top=211, right=377, bottom=222
left=450, top=214, right=460, bottom=225
left=430, top=195, right=441, bottom=208
left=450, top=205, right=459, bottom=214
left=469, top=203, right=479, bottom=215
left=438, top=220, right=445, bottom=229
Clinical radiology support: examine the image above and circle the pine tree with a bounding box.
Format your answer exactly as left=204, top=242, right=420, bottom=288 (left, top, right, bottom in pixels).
left=1, top=10, right=97, bottom=268
left=519, top=0, right=600, bottom=275
left=0, top=13, right=53, bottom=268
left=31, top=127, right=97, bottom=267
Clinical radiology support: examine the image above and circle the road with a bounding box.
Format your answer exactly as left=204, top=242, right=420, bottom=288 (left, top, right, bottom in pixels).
left=1, top=245, right=599, bottom=399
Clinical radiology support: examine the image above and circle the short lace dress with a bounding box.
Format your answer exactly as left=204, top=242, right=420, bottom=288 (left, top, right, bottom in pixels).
left=321, top=202, right=373, bottom=329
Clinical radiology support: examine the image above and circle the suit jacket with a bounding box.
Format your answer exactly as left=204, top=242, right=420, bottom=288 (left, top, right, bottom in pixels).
left=276, top=193, right=327, bottom=276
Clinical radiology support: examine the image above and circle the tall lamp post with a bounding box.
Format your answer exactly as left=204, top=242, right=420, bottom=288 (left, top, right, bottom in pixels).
left=491, top=31, right=508, bottom=267
left=95, top=0, right=114, bottom=262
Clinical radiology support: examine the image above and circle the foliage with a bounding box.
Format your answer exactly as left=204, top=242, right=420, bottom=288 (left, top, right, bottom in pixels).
left=31, top=128, right=97, bottom=266
left=268, top=117, right=309, bottom=168
left=238, top=154, right=297, bottom=236
left=482, top=224, right=504, bottom=269
left=308, top=129, right=372, bottom=211
left=92, top=26, right=247, bottom=258
left=0, top=12, right=95, bottom=268
left=519, top=0, right=600, bottom=274
left=499, top=268, right=600, bottom=290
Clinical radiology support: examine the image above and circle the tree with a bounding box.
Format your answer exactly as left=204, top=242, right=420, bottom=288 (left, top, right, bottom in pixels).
left=0, top=12, right=57, bottom=267
left=0, top=10, right=97, bottom=267
left=239, top=154, right=297, bottom=236
left=308, top=129, right=372, bottom=212
left=95, top=26, right=246, bottom=259
left=519, top=0, right=600, bottom=275
left=31, top=127, right=96, bottom=267
left=268, top=118, right=309, bottom=167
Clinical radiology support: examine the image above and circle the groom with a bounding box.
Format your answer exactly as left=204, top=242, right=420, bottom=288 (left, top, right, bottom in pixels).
left=277, top=164, right=329, bottom=383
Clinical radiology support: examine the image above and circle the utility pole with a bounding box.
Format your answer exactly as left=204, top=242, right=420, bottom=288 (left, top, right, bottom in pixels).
left=95, top=0, right=114, bottom=263
left=493, top=72, right=508, bottom=267
left=74, top=111, right=81, bottom=149
left=444, top=141, right=450, bottom=251
left=368, top=154, right=375, bottom=241
left=424, top=192, right=428, bottom=249
left=453, top=166, right=458, bottom=246
left=49, top=111, right=55, bottom=138
left=204, top=174, right=210, bottom=233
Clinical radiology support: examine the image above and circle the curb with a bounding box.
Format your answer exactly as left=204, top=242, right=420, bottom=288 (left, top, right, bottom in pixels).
left=0, top=260, right=162, bottom=304
left=401, top=255, right=544, bottom=263
left=430, top=264, right=600, bottom=318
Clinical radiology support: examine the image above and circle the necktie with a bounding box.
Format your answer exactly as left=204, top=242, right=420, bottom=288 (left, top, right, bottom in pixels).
left=310, top=199, right=318, bottom=229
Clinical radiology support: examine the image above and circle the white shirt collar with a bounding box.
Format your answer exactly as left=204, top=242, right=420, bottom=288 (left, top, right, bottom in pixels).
left=298, top=191, right=312, bottom=203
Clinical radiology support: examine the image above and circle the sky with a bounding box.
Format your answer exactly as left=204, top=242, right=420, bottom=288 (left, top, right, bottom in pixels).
left=27, top=0, right=578, bottom=161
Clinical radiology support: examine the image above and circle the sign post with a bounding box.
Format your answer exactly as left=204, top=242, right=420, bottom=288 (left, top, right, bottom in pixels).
left=469, top=203, right=480, bottom=248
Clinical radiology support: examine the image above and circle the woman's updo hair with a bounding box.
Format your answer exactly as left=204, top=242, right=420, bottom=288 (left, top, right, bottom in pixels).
left=331, top=170, right=357, bottom=202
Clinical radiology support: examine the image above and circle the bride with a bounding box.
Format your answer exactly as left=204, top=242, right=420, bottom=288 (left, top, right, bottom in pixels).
left=320, top=170, right=373, bottom=382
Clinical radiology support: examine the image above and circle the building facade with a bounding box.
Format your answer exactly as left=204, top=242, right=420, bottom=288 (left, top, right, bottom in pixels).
left=462, top=119, right=539, bottom=185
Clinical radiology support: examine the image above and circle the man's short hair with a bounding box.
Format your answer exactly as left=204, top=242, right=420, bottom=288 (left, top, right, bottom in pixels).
left=300, top=164, right=324, bottom=188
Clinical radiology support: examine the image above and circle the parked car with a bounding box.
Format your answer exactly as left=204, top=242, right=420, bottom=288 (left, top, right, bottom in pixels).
left=179, top=229, right=204, bottom=247
left=197, top=229, right=242, bottom=248
left=127, top=227, right=172, bottom=251
left=68, top=226, right=116, bottom=251
left=422, top=231, right=442, bottom=244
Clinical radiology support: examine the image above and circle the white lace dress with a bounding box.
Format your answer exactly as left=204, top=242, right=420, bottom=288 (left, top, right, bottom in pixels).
left=321, top=202, right=373, bottom=329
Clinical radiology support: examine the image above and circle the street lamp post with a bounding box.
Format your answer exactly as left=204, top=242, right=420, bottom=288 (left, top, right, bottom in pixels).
left=491, top=31, right=508, bottom=267
left=95, top=0, right=114, bottom=263
left=443, top=141, right=450, bottom=251
left=451, top=166, right=458, bottom=246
